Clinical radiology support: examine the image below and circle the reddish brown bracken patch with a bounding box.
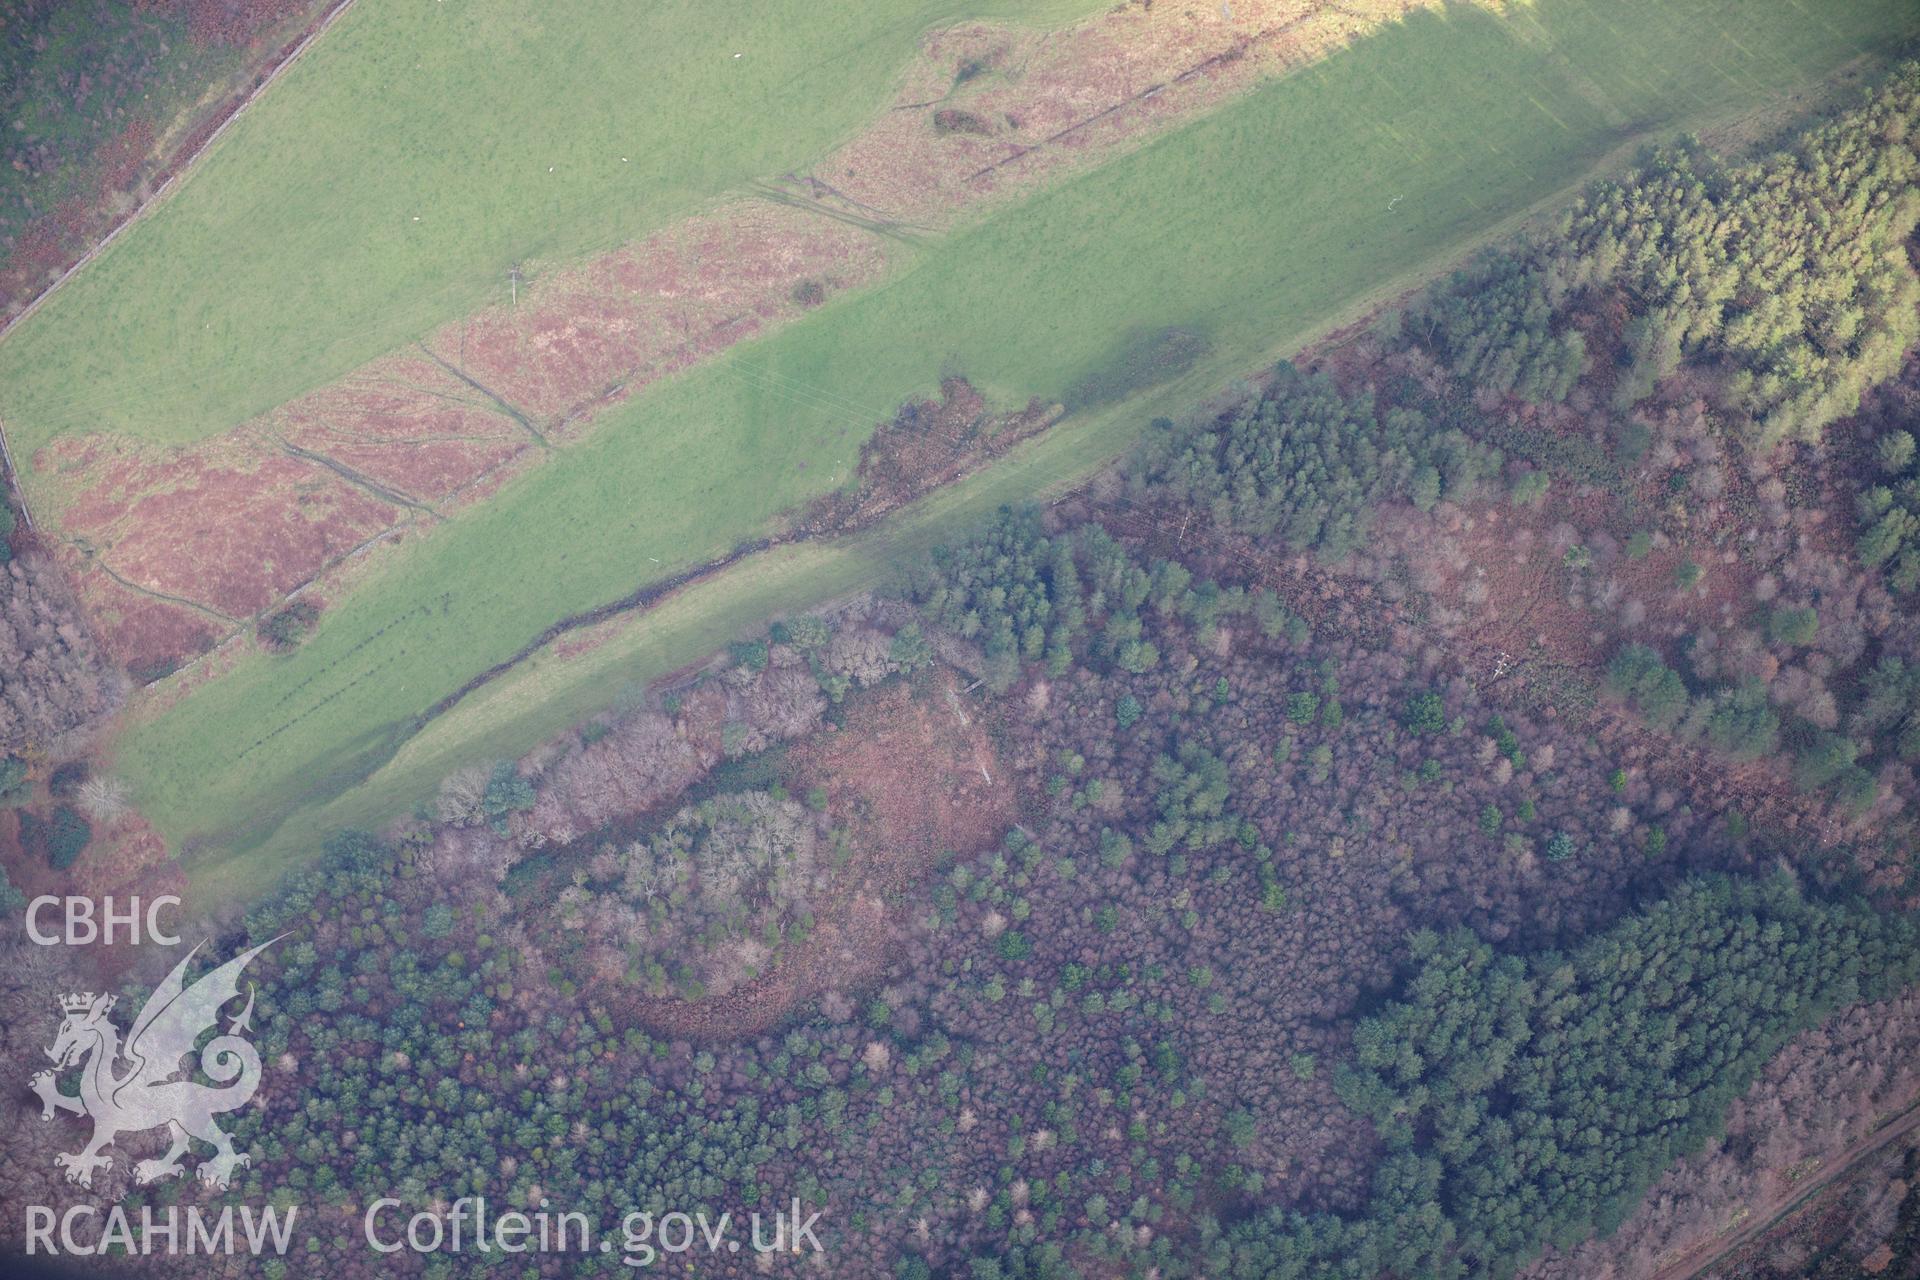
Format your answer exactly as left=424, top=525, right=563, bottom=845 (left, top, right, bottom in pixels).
left=789, top=674, right=1015, bottom=865
left=795, top=0, right=1447, bottom=227
left=41, top=429, right=400, bottom=625
left=273, top=357, right=532, bottom=502
left=29, top=204, right=882, bottom=671
left=72, top=580, right=221, bottom=676
left=23, top=0, right=1470, bottom=681
left=1411, top=496, right=1761, bottom=671
left=0, top=805, right=185, bottom=980
left=615, top=673, right=1013, bottom=1039
left=442, top=204, right=885, bottom=432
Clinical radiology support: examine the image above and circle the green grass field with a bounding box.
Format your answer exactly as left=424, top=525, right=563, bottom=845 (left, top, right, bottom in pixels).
left=0, top=0, right=1103, bottom=461
left=91, top=0, right=1920, bottom=896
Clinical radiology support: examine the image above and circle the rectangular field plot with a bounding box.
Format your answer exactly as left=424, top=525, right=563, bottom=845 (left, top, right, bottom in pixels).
left=89, top=0, right=1920, bottom=890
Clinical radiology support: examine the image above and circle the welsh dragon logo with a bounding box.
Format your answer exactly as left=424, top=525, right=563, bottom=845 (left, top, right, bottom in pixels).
left=29, top=938, right=278, bottom=1191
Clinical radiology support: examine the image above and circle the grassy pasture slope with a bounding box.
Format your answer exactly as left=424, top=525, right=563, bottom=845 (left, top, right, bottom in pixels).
left=112, top=0, right=1920, bottom=897
left=0, top=0, right=1102, bottom=462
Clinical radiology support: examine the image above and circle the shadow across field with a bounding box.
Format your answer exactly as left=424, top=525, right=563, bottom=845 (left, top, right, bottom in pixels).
left=127, top=0, right=1920, bottom=898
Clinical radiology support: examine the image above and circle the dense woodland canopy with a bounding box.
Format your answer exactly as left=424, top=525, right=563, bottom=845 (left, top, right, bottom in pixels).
left=567, top=787, right=837, bottom=1000
left=1412, top=67, right=1920, bottom=448
left=1413, top=67, right=1920, bottom=443
left=1520, top=984, right=1920, bottom=1280
left=1127, top=365, right=1504, bottom=559
left=0, top=552, right=120, bottom=752
left=0, top=482, right=121, bottom=763
left=7, top=527, right=1902, bottom=1275
left=1212, top=877, right=1917, bottom=1279
left=1856, top=355, right=1920, bottom=594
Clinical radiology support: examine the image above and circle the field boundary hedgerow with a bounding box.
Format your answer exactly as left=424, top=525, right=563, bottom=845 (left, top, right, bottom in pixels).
left=0, top=0, right=363, bottom=533
left=85, top=0, right=1920, bottom=901
left=171, top=74, right=1915, bottom=903
left=0, top=0, right=363, bottom=351
left=0, top=0, right=1115, bottom=459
